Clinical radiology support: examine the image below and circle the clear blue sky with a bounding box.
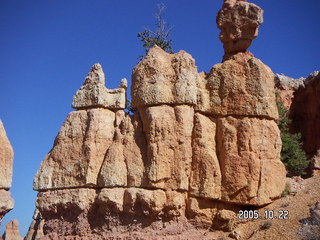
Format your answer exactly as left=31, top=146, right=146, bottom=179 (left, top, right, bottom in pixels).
left=0, top=0, right=319, bottom=236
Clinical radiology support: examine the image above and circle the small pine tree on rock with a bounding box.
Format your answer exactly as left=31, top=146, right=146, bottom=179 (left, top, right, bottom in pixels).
left=276, top=92, right=309, bottom=176
left=137, top=3, right=173, bottom=59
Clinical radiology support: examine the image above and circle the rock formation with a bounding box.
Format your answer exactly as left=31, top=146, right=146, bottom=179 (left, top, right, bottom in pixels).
left=0, top=121, right=14, bottom=226
left=2, top=220, right=23, bottom=240
left=290, top=71, right=320, bottom=158
left=274, top=73, right=305, bottom=109
left=72, top=63, right=127, bottom=110
left=217, top=0, right=263, bottom=56
left=30, top=1, right=286, bottom=239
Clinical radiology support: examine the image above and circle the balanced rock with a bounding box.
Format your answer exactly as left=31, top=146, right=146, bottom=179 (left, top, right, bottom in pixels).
left=72, top=63, right=127, bottom=110
left=217, top=0, right=263, bottom=54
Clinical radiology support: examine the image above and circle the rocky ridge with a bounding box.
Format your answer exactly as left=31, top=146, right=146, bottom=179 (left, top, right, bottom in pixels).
left=28, top=0, right=286, bottom=239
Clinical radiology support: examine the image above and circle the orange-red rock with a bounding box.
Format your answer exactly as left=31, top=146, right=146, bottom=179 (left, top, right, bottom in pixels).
left=34, top=109, right=115, bottom=190
left=132, top=46, right=198, bottom=108
left=216, top=116, right=286, bottom=205
left=197, top=52, right=278, bottom=120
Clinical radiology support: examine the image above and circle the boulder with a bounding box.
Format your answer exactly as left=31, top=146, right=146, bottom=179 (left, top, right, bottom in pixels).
left=217, top=0, right=263, bottom=54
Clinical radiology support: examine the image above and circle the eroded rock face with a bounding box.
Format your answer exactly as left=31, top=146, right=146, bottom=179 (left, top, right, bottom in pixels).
left=34, top=109, right=116, bottom=190
left=217, top=0, right=263, bottom=55
left=0, top=190, right=14, bottom=225
left=132, top=46, right=198, bottom=109
left=32, top=46, right=286, bottom=239
left=0, top=121, right=14, bottom=225
left=72, top=63, right=127, bottom=110
left=217, top=117, right=285, bottom=205
left=274, top=73, right=305, bottom=109
left=0, top=121, right=13, bottom=190
left=32, top=1, right=286, bottom=238
left=197, top=52, right=278, bottom=120
left=290, top=72, right=320, bottom=157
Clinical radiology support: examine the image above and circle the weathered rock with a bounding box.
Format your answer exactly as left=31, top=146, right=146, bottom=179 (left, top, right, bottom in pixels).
left=139, top=105, right=194, bottom=191
left=36, top=188, right=96, bottom=214
left=0, top=121, right=14, bottom=226
left=25, top=219, right=45, bottom=240
left=2, top=220, right=23, bottom=240
left=31, top=2, right=287, bottom=237
left=25, top=209, right=45, bottom=240
left=186, top=198, right=217, bottom=228
left=0, top=121, right=14, bottom=190
left=290, top=71, right=320, bottom=157
left=197, top=52, right=278, bottom=120
left=34, top=109, right=115, bottom=190
left=0, top=190, right=14, bottom=224
left=274, top=73, right=305, bottom=109
left=98, top=111, right=146, bottom=188
left=190, top=113, right=221, bottom=199
left=132, top=46, right=198, bottom=108
left=213, top=209, right=236, bottom=231
left=217, top=0, right=263, bottom=54
left=216, top=116, right=286, bottom=205
left=72, top=63, right=127, bottom=110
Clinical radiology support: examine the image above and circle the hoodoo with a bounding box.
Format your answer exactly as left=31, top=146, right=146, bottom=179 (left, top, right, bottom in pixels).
left=29, top=1, right=286, bottom=239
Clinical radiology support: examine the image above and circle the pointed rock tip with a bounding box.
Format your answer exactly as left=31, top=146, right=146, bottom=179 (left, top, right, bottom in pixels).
left=91, top=63, right=102, bottom=72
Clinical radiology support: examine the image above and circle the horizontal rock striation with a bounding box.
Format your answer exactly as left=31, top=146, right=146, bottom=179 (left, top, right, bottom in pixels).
left=31, top=45, right=286, bottom=239
left=30, top=1, right=286, bottom=238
